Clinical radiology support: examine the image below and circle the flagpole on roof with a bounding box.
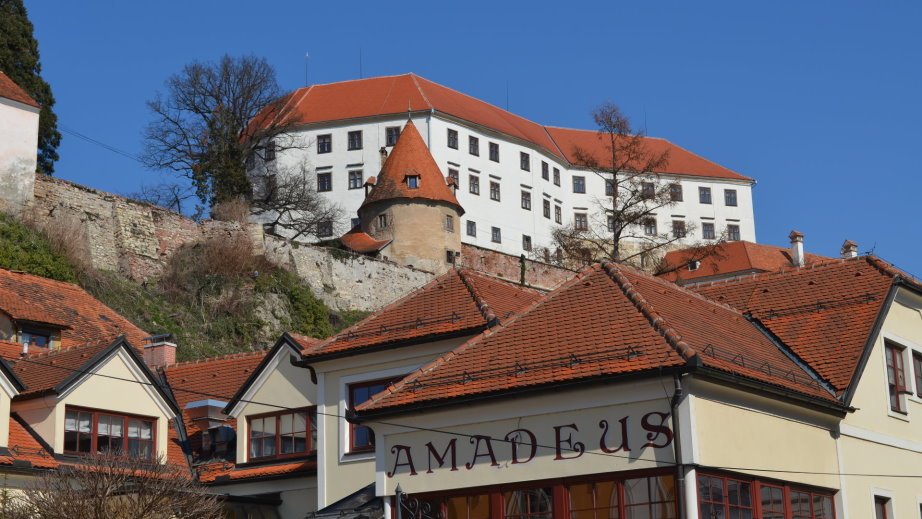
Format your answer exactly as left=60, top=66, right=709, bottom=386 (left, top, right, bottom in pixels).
left=304, top=52, right=310, bottom=87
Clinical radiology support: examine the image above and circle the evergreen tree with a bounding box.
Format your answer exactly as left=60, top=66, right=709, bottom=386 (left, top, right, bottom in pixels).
left=0, top=0, right=61, bottom=174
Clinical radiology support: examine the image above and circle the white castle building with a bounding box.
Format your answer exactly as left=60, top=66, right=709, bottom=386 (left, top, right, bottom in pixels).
left=258, top=73, right=755, bottom=260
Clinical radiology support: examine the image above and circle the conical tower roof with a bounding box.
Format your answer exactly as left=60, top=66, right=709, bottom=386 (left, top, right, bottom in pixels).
left=360, top=121, right=463, bottom=214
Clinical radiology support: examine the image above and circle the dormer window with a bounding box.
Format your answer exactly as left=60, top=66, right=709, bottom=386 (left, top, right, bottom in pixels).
left=248, top=408, right=317, bottom=461
left=407, top=175, right=420, bottom=189
left=19, top=325, right=54, bottom=349
left=64, top=407, right=155, bottom=459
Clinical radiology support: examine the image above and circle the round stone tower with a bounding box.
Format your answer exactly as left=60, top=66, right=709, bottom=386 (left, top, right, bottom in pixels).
left=357, top=120, right=464, bottom=274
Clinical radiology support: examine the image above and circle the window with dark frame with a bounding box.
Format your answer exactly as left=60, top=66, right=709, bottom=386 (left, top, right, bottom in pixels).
left=491, top=227, right=502, bottom=243
left=316, top=220, right=333, bottom=237
left=607, top=215, right=615, bottom=233
left=670, top=183, right=683, bottom=202
left=347, top=377, right=403, bottom=453
left=265, top=141, right=276, bottom=162
left=605, top=179, right=615, bottom=197
left=725, top=189, right=738, bottom=207
left=490, top=181, right=501, bottom=202
left=348, top=170, right=363, bottom=190
left=573, top=176, right=586, bottom=194
left=317, top=172, right=332, bottom=192
left=466, top=221, right=476, bottom=237
left=574, top=213, right=588, bottom=231
left=727, top=224, right=741, bottom=241
left=469, top=175, right=480, bottom=195
left=351, top=217, right=360, bottom=229
left=444, top=214, right=454, bottom=233
left=522, top=235, right=532, bottom=251
left=469, top=136, right=479, bottom=156
left=521, top=191, right=532, bottom=210
left=699, top=186, right=712, bottom=204
left=520, top=153, right=531, bottom=171
left=248, top=409, right=316, bottom=461
left=543, top=199, right=551, bottom=219
left=377, top=214, right=389, bottom=229
left=347, top=130, right=363, bottom=150
left=702, top=222, right=716, bottom=240
left=386, top=126, right=401, bottom=146
left=448, top=129, right=459, bottom=149
left=643, top=218, right=657, bottom=236
left=489, top=142, right=500, bottom=162
left=913, top=351, right=922, bottom=398
left=886, top=341, right=908, bottom=413
left=448, top=168, right=459, bottom=184
left=641, top=182, right=655, bottom=200
left=553, top=168, right=560, bottom=186
left=245, top=152, right=255, bottom=171
left=317, top=134, right=332, bottom=154
left=64, top=408, right=155, bottom=459
left=542, top=162, right=549, bottom=180
left=672, top=220, right=686, bottom=239
left=554, top=205, right=562, bottom=224
left=446, top=250, right=457, bottom=264
left=407, top=175, right=420, bottom=189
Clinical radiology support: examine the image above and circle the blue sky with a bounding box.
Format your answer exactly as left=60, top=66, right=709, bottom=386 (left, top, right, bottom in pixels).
left=24, top=1, right=922, bottom=274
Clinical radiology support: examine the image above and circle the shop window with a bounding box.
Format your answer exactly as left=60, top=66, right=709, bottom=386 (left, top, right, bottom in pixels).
left=248, top=409, right=316, bottom=460
left=448, top=494, right=491, bottom=519
left=698, top=473, right=834, bottom=519
left=569, top=481, right=618, bottom=519
left=760, top=484, right=785, bottom=519
left=789, top=489, right=834, bottom=519
left=64, top=408, right=155, bottom=459
left=348, top=377, right=403, bottom=453
left=624, top=476, right=675, bottom=519
left=504, top=487, right=553, bottom=519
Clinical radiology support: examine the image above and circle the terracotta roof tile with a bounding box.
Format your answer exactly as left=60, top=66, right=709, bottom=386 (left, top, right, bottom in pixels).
left=10, top=338, right=119, bottom=399
left=691, top=256, right=901, bottom=395
left=0, top=71, right=39, bottom=108
left=360, top=121, right=462, bottom=212
left=273, top=74, right=744, bottom=181
left=359, top=263, right=835, bottom=413
left=197, top=459, right=315, bottom=483
left=340, top=228, right=392, bottom=254
left=299, top=269, right=542, bottom=360
left=0, top=268, right=149, bottom=348
left=659, top=241, right=829, bottom=283
left=0, top=414, right=57, bottom=469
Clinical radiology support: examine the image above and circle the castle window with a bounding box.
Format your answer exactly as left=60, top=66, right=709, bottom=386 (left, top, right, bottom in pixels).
left=573, top=176, right=586, bottom=194
left=351, top=218, right=360, bottom=228
left=553, top=168, right=560, bottom=186
left=520, top=152, right=530, bottom=171
left=574, top=213, right=588, bottom=231
left=702, top=222, right=715, bottom=240
left=386, top=126, right=401, bottom=146
left=541, top=161, right=549, bottom=180
left=491, top=227, right=502, bottom=243
left=448, top=168, right=459, bottom=184
left=317, top=134, right=332, bottom=154
left=469, top=136, right=479, bottom=156
left=265, top=141, right=276, bottom=162
left=407, top=175, right=420, bottom=189
left=643, top=218, right=657, bottom=236
left=672, top=220, right=686, bottom=239
left=670, top=183, right=683, bottom=202
left=554, top=205, right=562, bottom=224
left=490, top=181, right=501, bottom=202
left=699, top=187, right=712, bottom=204
left=522, top=235, right=532, bottom=251
left=605, top=178, right=615, bottom=196
left=348, top=170, right=363, bottom=190
left=466, top=221, right=477, bottom=237
left=543, top=200, right=551, bottom=219
left=317, top=172, right=332, bottom=192
left=469, top=175, right=480, bottom=195
left=317, top=220, right=333, bottom=237
left=724, top=189, right=738, bottom=207
left=444, top=215, right=454, bottom=233
left=347, top=130, right=363, bottom=151
left=641, top=182, right=655, bottom=200
left=448, top=129, right=459, bottom=149
left=245, top=153, right=255, bottom=171
left=521, top=191, right=531, bottom=210
left=446, top=250, right=457, bottom=264
left=377, top=214, right=389, bottom=229
left=727, top=224, right=741, bottom=241
left=489, top=142, right=499, bottom=162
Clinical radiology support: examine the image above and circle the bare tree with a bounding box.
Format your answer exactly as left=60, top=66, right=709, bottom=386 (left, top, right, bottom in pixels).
left=250, top=160, right=345, bottom=241
left=128, top=182, right=199, bottom=216
left=142, top=54, right=304, bottom=207
left=8, top=453, right=224, bottom=519
left=542, top=102, right=722, bottom=268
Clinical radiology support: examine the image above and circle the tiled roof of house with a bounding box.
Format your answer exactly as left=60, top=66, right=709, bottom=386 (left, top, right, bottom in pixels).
left=1, top=414, right=57, bottom=469
left=0, top=268, right=149, bottom=348
left=544, top=126, right=750, bottom=181
left=340, top=228, right=392, bottom=254
left=360, top=121, right=462, bottom=213
left=658, top=241, right=829, bottom=283
left=359, top=262, right=835, bottom=414
left=9, top=338, right=117, bottom=399
left=272, top=73, right=745, bottom=181
left=298, top=269, right=543, bottom=360
left=0, top=71, right=39, bottom=108
left=197, top=459, right=315, bottom=483
left=691, top=256, right=917, bottom=395
left=161, top=350, right=269, bottom=466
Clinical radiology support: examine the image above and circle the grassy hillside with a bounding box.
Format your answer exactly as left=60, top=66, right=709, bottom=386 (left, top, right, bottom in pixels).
left=0, top=214, right=366, bottom=360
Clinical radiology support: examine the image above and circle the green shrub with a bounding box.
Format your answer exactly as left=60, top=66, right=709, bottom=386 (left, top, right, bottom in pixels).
left=0, top=213, right=76, bottom=282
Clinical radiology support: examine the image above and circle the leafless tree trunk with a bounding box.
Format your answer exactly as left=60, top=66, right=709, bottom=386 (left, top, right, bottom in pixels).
left=8, top=454, right=224, bottom=519
left=249, top=160, right=345, bottom=241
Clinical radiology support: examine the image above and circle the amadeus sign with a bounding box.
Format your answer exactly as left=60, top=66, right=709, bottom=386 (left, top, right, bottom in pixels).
left=385, top=406, right=674, bottom=480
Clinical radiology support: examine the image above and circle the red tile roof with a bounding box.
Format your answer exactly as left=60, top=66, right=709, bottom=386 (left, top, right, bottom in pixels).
left=659, top=241, right=829, bottom=283
left=545, top=126, right=750, bottom=181
left=1, top=415, right=57, bottom=469
left=691, top=256, right=912, bottom=395
left=360, top=121, right=463, bottom=213
left=197, top=459, right=315, bottom=483
left=161, top=350, right=268, bottom=464
left=359, top=263, right=834, bottom=413
left=0, top=268, right=149, bottom=348
left=272, top=74, right=745, bottom=181
left=298, top=269, right=543, bottom=360
left=0, top=71, right=39, bottom=108
left=340, top=228, right=392, bottom=254
left=10, top=338, right=118, bottom=399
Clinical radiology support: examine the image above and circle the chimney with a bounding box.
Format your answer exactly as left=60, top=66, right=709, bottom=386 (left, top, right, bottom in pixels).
left=841, top=239, right=858, bottom=259
left=789, top=230, right=805, bottom=267
left=143, top=334, right=177, bottom=368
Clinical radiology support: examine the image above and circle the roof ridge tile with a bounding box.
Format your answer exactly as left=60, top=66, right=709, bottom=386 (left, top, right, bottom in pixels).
left=457, top=269, right=497, bottom=324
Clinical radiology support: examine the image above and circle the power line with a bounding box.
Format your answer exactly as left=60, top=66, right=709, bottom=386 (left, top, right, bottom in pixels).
left=60, top=126, right=143, bottom=163
left=8, top=353, right=922, bottom=479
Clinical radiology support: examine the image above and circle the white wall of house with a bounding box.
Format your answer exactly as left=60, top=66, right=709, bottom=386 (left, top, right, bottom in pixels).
left=0, top=96, right=39, bottom=213
left=268, top=112, right=756, bottom=257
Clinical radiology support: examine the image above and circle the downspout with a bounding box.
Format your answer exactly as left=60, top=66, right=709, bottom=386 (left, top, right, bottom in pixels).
left=670, top=373, right=687, bottom=519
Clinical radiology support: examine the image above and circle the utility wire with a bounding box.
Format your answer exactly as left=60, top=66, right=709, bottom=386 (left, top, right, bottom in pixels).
left=8, top=353, right=922, bottom=479
left=60, top=126, right=144, bottom=163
